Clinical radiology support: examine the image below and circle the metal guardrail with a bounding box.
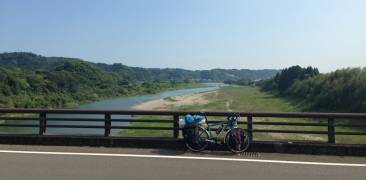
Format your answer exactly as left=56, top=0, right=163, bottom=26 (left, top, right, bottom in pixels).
left=1, top=108, right=366, bottom=144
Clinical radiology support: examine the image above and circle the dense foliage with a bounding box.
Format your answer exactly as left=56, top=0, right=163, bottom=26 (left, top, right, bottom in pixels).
left=0, top=60, right=194, bottom=108
left=261, top=66, right=319, bottom=93
left=223, top=79, right=255, bottom=86
left=261, top=66, right=366, bottom=112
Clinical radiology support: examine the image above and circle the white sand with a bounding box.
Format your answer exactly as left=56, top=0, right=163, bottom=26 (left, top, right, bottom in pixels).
left=133, top=91, right=214, bottom=110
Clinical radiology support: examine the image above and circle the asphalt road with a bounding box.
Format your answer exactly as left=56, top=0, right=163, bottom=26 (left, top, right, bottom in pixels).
left=0, top=145, right=365, bottom=180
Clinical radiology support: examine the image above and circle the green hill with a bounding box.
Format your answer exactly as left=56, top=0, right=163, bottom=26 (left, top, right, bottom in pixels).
left=0, top=52, right=279, bottom=82
left=0, top=52, right=278, bottom=108
left=0, top=59, right=193, bottom=108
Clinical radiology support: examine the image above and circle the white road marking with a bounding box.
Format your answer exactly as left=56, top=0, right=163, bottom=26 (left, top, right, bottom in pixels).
left=0, top=149, right=365, bottom=167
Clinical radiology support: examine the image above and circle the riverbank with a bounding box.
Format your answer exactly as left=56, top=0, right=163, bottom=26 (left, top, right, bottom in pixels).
left=1, top=84, right=221, bottom=135
left=0, top=83, right=208, bottom=130
left=0, top=81, right=205, bottom=109
left=123, top=86, right=291, bottom=137
left=133, top=91, right=213, bottom=110
left=133, top=86, right=297, bottom=112
left=126, top=86, right=366, bottom=143
left=71, top=82, right=208, bottom=108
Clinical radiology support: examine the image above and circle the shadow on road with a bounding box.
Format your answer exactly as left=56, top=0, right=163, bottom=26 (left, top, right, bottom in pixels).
left=150, top=144, right=260, bottom=157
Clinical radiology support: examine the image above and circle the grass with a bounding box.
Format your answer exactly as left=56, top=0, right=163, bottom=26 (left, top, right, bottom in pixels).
left=118, top=86, right=304, bottom=139
left=173, top=86, right=327, bottom=142
left=168, top=82, right=207, bottom=90
left=118, top=86, right=366, bottom=144
left=177, top=86, right=298, bottom=112
left=116, top=115, right=174, bottom=137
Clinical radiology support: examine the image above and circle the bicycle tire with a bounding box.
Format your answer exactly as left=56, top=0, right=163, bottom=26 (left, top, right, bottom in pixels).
left=225, top=128, right=250, bottom=153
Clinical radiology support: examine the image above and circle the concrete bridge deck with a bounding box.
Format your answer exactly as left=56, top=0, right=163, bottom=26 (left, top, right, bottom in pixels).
left=0, top=145, right=365, bottom=180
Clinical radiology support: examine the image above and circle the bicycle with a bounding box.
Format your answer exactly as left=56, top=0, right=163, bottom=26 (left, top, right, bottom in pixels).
left=183, top=113, right=250, bottom=153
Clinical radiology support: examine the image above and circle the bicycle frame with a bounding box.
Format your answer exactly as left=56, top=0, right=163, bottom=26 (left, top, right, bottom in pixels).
left=203, top=120, right=238, bottom=143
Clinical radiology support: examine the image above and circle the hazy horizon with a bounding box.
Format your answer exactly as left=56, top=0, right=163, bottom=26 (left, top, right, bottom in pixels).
left=1, top=0, right=365, bottom=73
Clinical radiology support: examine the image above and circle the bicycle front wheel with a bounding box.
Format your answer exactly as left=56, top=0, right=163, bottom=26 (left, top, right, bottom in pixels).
left=185, top=126, right=210, bottom=152
left=225, top=128, right=250, bottom=153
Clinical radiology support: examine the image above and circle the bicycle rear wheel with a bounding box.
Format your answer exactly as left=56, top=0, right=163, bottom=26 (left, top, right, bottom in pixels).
left=185, top=126, right=210, bottom=152
left=225, top=128, right=250, bottom=153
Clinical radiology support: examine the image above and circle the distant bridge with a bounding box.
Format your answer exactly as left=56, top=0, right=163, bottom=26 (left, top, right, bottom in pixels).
left=1, top=108, right=366, bottom=155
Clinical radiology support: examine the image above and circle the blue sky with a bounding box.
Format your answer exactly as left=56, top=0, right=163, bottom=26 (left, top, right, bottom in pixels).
left=0, top=0, right=365, bottom=72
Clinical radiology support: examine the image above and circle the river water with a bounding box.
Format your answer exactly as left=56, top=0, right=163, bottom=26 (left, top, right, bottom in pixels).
left=1, top=83, right=222, bottom=135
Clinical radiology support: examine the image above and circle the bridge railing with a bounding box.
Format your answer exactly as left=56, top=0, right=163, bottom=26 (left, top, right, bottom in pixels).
left=1, top=108, right=366, bottom=144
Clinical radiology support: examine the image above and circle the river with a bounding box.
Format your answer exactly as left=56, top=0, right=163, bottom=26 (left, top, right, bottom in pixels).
left=1, top=83, right=222, bottom=135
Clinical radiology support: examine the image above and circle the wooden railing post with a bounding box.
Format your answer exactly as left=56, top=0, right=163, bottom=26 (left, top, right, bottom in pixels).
left=105, top=113, right=111, bottom=137
left=247, top=116, right=253, bottom=142
left=328, top=118, right=335, bottom=144
left=173, top=114, right=179, bottom=138
left=39, top=112, right=46, bottom=135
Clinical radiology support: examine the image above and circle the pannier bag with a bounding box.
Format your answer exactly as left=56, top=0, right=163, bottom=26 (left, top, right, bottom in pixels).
left=182, top=114, right=206, bottom=145
left=229, top=128, right=246, bottom=150
left=183, top=124, right=199, bottom=145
